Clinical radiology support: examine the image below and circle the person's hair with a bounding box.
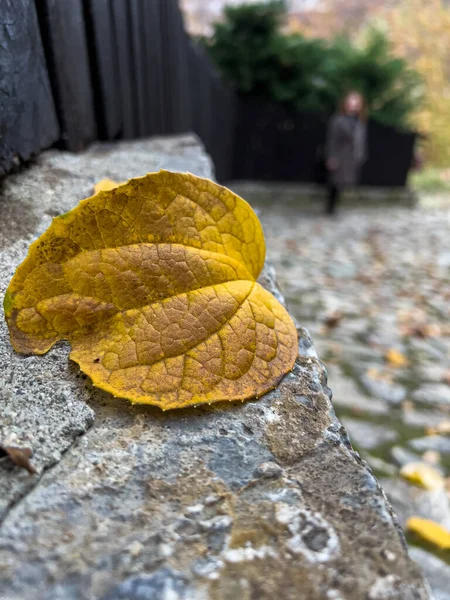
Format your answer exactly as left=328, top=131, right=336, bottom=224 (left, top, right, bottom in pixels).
left=338, top=90, right=368, bottom=121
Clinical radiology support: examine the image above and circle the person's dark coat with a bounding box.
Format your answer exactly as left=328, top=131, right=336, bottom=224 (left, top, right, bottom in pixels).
left=325, top=114, right=367, bottom=188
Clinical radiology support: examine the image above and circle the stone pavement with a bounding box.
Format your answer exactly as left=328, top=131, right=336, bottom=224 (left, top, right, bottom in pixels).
left=243, top=193, right=450, bottom=600
left=0, top=136, right=430, bottom=599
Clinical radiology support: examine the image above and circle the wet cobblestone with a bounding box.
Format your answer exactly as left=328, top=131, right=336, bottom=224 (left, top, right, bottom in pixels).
left=252, top=196, right=450, bottom=596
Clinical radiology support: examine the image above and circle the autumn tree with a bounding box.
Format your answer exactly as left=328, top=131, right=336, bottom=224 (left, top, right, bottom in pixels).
left=288, top=0, right=450, bottom=166
left=204, top=2, right=420, bottom=129
left=375, top=0, right=450, bottom=165
left=287, top=0, right=392, bottom=39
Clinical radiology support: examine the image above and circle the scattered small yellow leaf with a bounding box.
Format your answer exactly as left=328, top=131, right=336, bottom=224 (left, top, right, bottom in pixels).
left=5, top=171, right=298, bottom=410
left=385, top=348, right=408, bottom=368
left=93, top=179, right=123, bottom=194
left=406, top=517, right=450, bottom=549
left=400, top=462, right=444, bottom=490
left=426, top=420, right=450, bottom=436
left=422, top=450, right=441, bottom=465
left=366, top=367, right=382, bottom=380
left=401, top=399, right=414, bottom=413
left=365, top=367, right=392, bottom=383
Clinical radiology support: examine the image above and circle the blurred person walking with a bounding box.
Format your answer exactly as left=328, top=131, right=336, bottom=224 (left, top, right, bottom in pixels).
left=325, top=91, right=367, bottom=215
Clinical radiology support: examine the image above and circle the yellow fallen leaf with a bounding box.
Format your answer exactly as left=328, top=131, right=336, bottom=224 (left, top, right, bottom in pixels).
left=93, top=179, right=123, bottom=194
left=366, top=367, right=381, bottom=380
left=4, top=171, right=298, bottom=410
left=422, top=450, right=441, bottom=465
left=406, top=517, right=450, bottom=549
left=365, top=367, right=392, bottom=383
left=400, top=462, right=444, bottom=490
left=402, top=399, right=414, bottom=412
left=385, top=348, right=408, bottom=368
left=426, top=420, right=450, bottom=436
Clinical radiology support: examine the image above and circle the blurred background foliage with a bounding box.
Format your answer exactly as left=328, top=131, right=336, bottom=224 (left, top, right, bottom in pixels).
left=201, top=0, right=450, bottom=166
left=202, top=2, right=422, bottom=131
left=289, top=0, right=450, bottom=167
left=374, top=0, right=450, bottom=167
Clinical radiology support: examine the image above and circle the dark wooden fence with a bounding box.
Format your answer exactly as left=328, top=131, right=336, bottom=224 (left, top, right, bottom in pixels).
left=0, top=0, right=235, bottom=181
left=0, top=0, right=59, bottom=175
left=233, top=98, right=416, bottom=187
left=0, top=0, right=415, bottom=187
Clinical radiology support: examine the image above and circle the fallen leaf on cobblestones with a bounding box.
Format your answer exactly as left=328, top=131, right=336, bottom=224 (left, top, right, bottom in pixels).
left=0, top=444, right=36, bottom=475
left=400, top=462, right=444, bottom=490
left=356, top=273, right=376, bottom=284
left=385, top=348, right=409, bottom=368
left=4, top=171, right=298, bottom=409
left=397, top=309, right=442, bottom=338
left=401, top=320, right=441, bottom=339
left=365, top=367, right=393, bottom=384
left=324, top=311, right=343, bottom=329
left=284, top=238, right=298, bottom=252
left=426, top=421, right=450, bottom=436
left=422, top=450, right=441, bottom=465
left=401, top=400, right=414, bottom=412
left=407, top=517, right=450, bottom=549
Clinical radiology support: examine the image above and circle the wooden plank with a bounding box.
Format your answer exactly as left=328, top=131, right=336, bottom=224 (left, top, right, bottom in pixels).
left=209, top=71, right=236, bottom=183
left=83, top=0, right=122, bottom=139
left=189, top=43, right=212, bottom=147
left=188, top=42, right=206, bottom=141
left=111, top=0, right=138, bottom=138
left=0, top=0, right=59, bottom=175
left=159, top=0, right=174, bottom=133
left=142, top=0, right=165, bottom=135
left=36, top=0, right=96, bottom=151
left=160, top=0, right=192, bottom=134
left=361, top=121, right=416, bottom=187
left=128, top=0, right=147, bottom=136
left=170, top=1, right=192, bottom=133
